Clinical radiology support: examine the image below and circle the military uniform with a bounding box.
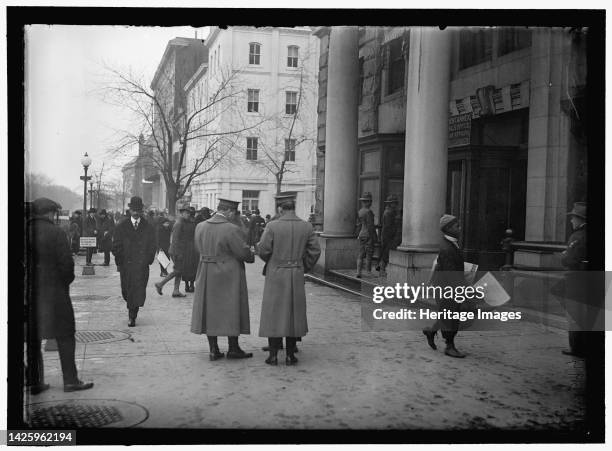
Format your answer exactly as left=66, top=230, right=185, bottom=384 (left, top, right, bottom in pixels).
left=356, top=192, right=377, bottom=277
left=379, top=195, right=399, bottom=277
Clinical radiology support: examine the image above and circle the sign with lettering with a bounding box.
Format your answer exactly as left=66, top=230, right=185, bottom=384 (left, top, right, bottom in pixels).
left=448, top=112, right=472, bottom=148
left=80, top=237, right=97, bottom=248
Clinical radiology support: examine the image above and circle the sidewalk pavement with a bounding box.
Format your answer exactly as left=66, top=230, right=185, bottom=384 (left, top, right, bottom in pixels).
left=26, top=252, right=586, bottom=429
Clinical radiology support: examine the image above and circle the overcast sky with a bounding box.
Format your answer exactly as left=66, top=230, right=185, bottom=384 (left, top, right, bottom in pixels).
left=25, top=25, right=209, bottom=192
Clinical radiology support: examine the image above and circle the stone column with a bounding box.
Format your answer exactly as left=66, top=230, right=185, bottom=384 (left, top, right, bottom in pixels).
left=387, top=27, right=453, bottom=284
left=315, top=26, right=360, bottom=273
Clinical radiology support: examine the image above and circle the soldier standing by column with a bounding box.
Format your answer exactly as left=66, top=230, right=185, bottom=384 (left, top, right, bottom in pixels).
left=112, top=197, right=157, bottom=327
left=257, top=192, right=321, bottom=365
left=190, top=198, right=255, bottom=361
left=378, top=194, right=399, bottom=277
left=356, top=192, right=377, bottom=278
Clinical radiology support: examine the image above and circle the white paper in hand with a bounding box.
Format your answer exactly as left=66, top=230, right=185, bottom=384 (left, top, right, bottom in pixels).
left=157, top=250, right=171, bottom=269
left=464, top=262, right=478, bottom=285
left=474, top=271, right=510, bottom=306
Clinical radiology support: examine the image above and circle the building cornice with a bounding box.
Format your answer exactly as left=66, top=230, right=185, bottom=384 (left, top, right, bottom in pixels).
left=151, top=37, right=205, bottom=90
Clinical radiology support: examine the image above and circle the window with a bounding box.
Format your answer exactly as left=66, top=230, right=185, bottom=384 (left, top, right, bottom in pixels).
left=249, top=42, right=261, bottom=65
left=498, top=28, right=532, bottom=56
left=459, top=28, right=493, bottom=69
left=247, top=89, right=260, bottom=112
left=287, top=45, right=299, bottom=67
left=358, top=57, right=365, bottom=105
left=246, top=137, right=258, bottom=160
left=242, top=190, right=259, bottom=214
left=284, top=139, right=296, bottom=162
left=386, top=38, right=405, bottom=95
left=285, top=91, right=297, bottom=115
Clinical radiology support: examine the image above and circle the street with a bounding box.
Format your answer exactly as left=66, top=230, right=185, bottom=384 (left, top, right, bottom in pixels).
left=26, top=253, right=586, bottom=430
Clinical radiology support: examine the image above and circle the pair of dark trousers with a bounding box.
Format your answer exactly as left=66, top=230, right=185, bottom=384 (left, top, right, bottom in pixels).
left=27, top=336, right=78, bottom=386
left=103, top=250, right=110, bottom=264
left=129, top=307, right=139, bottom=321
left=268, top=337, right=297, bottom=352
left=86, top=247, right=95, bottom=264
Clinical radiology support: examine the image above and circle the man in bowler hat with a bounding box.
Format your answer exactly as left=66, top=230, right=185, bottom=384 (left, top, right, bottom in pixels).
left=112, top=197, right=157, bottom=327
left=26, top=198, right=94, bottom=393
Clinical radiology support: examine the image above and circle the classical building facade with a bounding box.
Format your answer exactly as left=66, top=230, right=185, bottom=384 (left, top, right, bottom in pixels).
left=183, top=26, right=319, bottom=219
left=313, top=26, right=587, bottom=280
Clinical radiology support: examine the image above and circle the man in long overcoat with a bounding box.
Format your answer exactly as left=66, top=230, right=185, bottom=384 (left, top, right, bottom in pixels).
left=26, top=198, right=94, bottom=393
left=378, top=194, right=399, bottom=277
left=112, top=196, right=156, bottom=327
left=98, top=209, right=115, bottom=266
left=190, top=198, right=255, bottom=361
left=257, top=192, right=321, bottom=365
left=248, top=209, right=266, bottom=246
left=84, top=207, right=99, bottom=265
left=423, top=214, right=467, bottom=358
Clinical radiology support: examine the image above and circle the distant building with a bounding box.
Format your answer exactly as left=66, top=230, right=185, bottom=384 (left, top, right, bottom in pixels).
left=313, top=26, right=588, bottom=277
left=183, top=26, right=319, bottom=219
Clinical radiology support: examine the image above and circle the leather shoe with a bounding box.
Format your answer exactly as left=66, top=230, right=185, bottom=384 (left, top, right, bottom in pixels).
left=29, top=383, right=50, bottom=395
left=265, top=356, right=278, bottom=365
left=423, top=328, right=437, bottom=350
left=154, top=283, right=163, bottom=295
left=209, top=351, right=225, bottom=361
left=227, top=349, right=253, bottom=359
left=64, top=380, right=94, bottom=392
left=562, top=349, right=585, bottom=358
left=286, top=355, right=298, bottom=365
left=172, top=292, right=187, bottom=298
left=444, top=346, right=466, bottom=358
left=128, top=319, right=136, bottom=327
left=262, top=345, right=284, bottom=351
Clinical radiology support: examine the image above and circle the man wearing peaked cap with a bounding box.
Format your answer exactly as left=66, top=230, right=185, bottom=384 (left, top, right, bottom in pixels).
left=112, top=196, right=157, bottom=327
left=423, top=213, right=467, bottom=358
left=191, top=197, right=255, bottom=361
left=378, top=194, right=400, bottom=277
left=26, top=198, right=94, bottom=393
left=355, top=192, right=377, bottom=278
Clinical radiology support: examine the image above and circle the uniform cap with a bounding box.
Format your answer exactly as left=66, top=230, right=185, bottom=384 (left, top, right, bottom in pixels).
left=32, top=197, right=62, bottom=215
left=439, top=214, right=458, bottom=232
left=217, top=198, right=240, bottom=210
left=567, top=202, right=587, bottom=219
left=359, top=192, right=373, bottom=201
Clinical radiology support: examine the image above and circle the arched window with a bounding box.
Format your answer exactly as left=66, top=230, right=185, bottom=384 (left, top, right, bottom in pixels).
left=249, top=42, right=261, bottom=65
left=287, top=45, right=299, bottom=67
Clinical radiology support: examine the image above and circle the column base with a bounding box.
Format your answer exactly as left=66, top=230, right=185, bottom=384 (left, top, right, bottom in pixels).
left=314, top=234, right=360, bottom=274
left=386, top=248, right=438, bottom=286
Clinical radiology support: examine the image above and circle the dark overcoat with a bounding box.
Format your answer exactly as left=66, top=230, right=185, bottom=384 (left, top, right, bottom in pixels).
left=257, top=212, right=321, bottom=338
left=26, top=217, right=76, bottom=338
left=248, top=215, right=266, bottom=246
left=190, top=214, right=254, bottom=336
left=181, top=218, right=199, bottom=282
left=98, top=216, right=115, bottom=252
left=112, top=217, right=157, bottom=309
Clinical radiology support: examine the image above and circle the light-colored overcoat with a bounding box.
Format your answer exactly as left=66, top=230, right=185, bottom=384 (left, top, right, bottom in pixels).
left=257, top=211, right=321, bottom=337
left=190, top=213, right=254, bottom=336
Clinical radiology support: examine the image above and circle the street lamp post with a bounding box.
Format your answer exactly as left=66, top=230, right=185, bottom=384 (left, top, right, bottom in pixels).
left=80, top=153, right=94, bottom=275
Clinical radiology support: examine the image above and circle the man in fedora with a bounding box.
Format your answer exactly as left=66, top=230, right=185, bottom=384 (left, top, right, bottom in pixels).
left=378, top=194, right=399, bottom=278
left=112, top=196, right=157, bottom=327
left=190, top=198, right=255, bottom=360
left=26, top=198, right=94, bottom=393
left=356, top=192, right=377, bottom=278
left=155, top=204, right=190, bottom=297
left=422, top=214, right=467, bottom=358
left=560, top=201, right=589, bottom=357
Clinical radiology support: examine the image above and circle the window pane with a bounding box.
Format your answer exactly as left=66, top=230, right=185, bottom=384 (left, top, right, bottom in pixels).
left=361, top=150, right=380, bottom=174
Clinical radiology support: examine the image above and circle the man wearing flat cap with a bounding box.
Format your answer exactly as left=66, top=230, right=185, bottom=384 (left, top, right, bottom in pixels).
left=26, top=198, right=94, bottom=394
left=423, top=214, right=467, bottom=358
left=355, top=192, right=377, bottom=278
left=112, top=196, right=157, bottom=327
left=191, top=198, right=255, bottom=360
left=257, top=192, right=321, bottom=365
left=560, top=201, right=589, bottom=357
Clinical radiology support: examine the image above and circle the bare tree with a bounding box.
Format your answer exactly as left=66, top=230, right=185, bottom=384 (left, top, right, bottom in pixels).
left=99, top=64, right=266, bottom=214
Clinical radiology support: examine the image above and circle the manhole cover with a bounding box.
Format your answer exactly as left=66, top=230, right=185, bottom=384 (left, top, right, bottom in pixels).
left=75, top=330, right=130, bottom=344
left=71, top=295, right=110, bottom=302
left=26, top=399, right=148, bottom=428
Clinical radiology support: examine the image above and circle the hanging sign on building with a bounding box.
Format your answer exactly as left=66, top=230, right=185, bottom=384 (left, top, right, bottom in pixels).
left=448, top=112, right=472, bottom=148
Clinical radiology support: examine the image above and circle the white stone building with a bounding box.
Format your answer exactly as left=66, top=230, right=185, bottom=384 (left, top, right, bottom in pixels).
left=183, top=26, right=319, bottom=219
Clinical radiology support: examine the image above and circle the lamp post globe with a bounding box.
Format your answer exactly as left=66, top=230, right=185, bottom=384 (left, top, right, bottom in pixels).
left=80, top=152, right=93, bottom=271
left=81, top=152, right=92, bottom=169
